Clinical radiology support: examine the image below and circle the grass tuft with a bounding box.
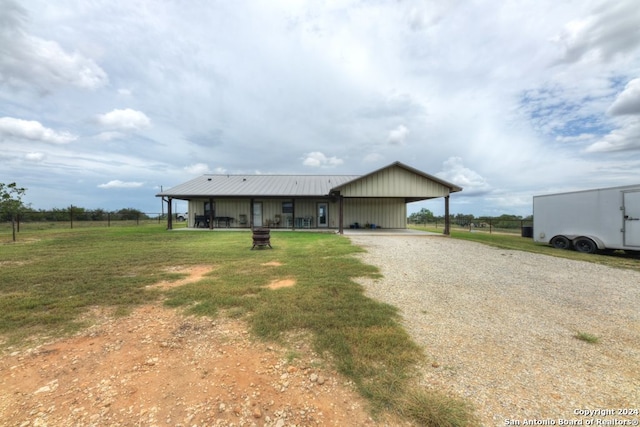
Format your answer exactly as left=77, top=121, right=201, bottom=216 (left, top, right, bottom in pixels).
left=574, top=331, right=599, bottom=344
left=397, top=388, right=480, bottom=427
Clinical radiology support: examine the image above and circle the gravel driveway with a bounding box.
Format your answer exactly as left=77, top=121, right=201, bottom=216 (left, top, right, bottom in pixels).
left=348, top=234, right=640, bottom=427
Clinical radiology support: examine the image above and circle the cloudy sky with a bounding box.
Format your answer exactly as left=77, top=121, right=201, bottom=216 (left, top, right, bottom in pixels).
left=1, top=0, right=639, bottom=216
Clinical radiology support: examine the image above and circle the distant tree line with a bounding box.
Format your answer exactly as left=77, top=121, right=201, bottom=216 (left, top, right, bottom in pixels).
left=2, top=206, right=151, bottom=222
left=408, top=208, right=532, bottom=229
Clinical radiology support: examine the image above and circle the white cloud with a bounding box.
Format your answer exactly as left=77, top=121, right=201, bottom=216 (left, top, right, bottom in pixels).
left=96, top=131, right=126, bottom=141
left=387, top=125, right=409, bottom=146
left=96, top=109, right=151, bottom=131
left=184, top=163, right=210, bottom=175
left=0, top=0, right=108, bottom=92
left=437, top=157, right=491, bottom=195
left=585, top=120, right=640, bottom=152
left=553, top=2, right=640, bottom=64
left=363, top=153, right=384, bottom=163
left=555, top=133, right=596, bottom=143
left=302, top=152, right=344, bottom=167
left=25, top=152, right=45, bottom=161
left=0, top=117, right=77, bottom=144
left=97, top=180, right=144, bottom=189
left=608, top=78, right=640, bottom=116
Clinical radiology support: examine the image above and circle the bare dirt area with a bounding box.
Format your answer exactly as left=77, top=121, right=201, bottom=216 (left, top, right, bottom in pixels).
left=0, top=266, right=396, bottom=427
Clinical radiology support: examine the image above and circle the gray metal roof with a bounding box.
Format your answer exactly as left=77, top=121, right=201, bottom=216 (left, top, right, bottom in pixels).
left=156, top=162, right=463, bottom=199
left=157, top=174, right=360, bottom=198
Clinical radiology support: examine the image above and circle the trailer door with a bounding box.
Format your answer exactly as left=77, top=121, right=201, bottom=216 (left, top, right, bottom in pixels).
left=623, top=191, right=640, bottom=247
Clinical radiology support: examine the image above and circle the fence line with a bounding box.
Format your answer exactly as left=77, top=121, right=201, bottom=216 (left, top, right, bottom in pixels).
left=1, top=209, right=187, bottom=231
left=409, top=218, right=534, bottom=235
left=5, top=208, right=533, bottom=234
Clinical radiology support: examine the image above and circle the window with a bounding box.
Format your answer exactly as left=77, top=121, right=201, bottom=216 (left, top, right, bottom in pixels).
left=204, top=201, right=215, bottom=217
left=282, top=202, right=293, bottom=214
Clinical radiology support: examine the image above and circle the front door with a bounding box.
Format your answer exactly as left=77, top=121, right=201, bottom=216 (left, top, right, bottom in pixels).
left=252, top=202, right=263, bottom=228
left=317, top=202, right=328, bottom=228
left=623, top=191, right=640, bottom=247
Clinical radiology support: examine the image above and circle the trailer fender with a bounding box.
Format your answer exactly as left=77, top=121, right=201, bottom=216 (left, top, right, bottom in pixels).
left=575, top=235, right=605, bottom=249
left=572, top=235, right=605, bottom=254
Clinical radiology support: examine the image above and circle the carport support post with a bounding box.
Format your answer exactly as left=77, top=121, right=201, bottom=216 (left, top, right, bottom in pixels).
left=167, top=198, right=173, bottom=230
left=208, top=197, right=214, bottom=230
left=291, top=199, right=296, bottom=230
left=338, top=195, right=344, bottom=235
left=444, top=195, right=450, bottom=235
left=250, top=199, right=254, bottom=228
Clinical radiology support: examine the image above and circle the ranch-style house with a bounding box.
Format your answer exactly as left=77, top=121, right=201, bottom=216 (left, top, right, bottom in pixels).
left=156, top=161, right=462, bottom=234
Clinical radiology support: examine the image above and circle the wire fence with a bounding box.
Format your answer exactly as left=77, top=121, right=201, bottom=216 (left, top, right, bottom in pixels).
left=3, top=209, right=533, bottom=235
left=409, top=218, right=534, bottom=236
left=1, top=210, right=188, bottom=232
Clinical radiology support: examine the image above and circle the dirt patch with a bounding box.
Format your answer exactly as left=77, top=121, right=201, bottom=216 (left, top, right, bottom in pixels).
left=261, top=261, right=283, bottom=267
left=265, top=279, right=296, bottom=290
left=146, top=265, right=215, bottom=290
left=0, top=267, right=400, bottom=426
left=0, top=261, right=29, bottom=267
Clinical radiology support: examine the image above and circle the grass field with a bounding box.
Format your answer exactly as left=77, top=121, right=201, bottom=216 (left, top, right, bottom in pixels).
left=0, top=225, right=478, bottom=426
left=4, top=224, right=637, bottom=425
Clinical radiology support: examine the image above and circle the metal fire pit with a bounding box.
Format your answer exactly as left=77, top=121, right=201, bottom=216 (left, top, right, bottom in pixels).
left=251, top=228, right=272, bottom=249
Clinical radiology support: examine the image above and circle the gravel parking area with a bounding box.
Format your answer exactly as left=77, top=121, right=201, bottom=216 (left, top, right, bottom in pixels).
left=349, top=235, right=640, bottom=427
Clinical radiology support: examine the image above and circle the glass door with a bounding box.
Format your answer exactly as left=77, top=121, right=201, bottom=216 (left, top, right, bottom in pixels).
left=317, top=202, right=328, bottom=228
left=252, top=202, right=263, bottom=228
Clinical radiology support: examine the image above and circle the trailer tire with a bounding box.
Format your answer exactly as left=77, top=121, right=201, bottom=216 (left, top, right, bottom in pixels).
left=550, top=235, right=571, bottom=250
left=574, top=237, right=597, bottom=254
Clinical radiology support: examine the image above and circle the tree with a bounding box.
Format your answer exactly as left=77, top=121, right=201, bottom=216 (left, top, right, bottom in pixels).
left=114, top=208, right=148, bottom=220
left=0, top=182, right=28, bottom=242
left=408, top=208, right=434, bottom=224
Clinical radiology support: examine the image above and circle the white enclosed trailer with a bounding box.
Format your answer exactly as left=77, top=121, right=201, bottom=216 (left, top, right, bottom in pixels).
left=533, top=184, right=640, bottom=253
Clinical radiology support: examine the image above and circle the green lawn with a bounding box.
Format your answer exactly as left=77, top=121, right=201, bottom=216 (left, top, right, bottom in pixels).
left=0, top=225, right=477, bottom=426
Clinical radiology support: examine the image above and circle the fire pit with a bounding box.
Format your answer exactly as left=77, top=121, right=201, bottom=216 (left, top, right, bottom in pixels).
left=251, top=228, right=272, bottom=249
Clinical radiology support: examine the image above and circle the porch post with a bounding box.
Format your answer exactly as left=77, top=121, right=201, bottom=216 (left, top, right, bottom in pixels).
left=291, top=198, right=296, bottom=230
left=339, top=195, right=344, bottom=235
left=167, top=197, right=173, bottom=230
left=250, top=199, right=254, bottom=229
left=209, top=197, right=214, bottom=230
left=444, top=195, right=450, bottom=235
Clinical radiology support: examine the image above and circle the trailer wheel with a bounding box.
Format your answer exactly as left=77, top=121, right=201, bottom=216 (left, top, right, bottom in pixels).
left=574, top=237, right=597, bottom=254
left=550, top=235, right=571, bottom=250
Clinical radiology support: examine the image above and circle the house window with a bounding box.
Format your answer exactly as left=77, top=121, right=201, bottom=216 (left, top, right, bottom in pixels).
left=282, top=202, right=293, bottom=214
left=204, top=202, right=215, bottom=217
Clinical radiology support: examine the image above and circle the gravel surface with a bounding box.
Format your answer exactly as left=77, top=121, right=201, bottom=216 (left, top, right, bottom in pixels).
left=349, top=234, right=640, bottom=427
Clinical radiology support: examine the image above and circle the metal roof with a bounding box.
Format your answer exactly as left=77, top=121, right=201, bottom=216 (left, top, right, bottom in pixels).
left=157, top=174, right=360, bottom=198
left=156, top=162, right=463, bottom=199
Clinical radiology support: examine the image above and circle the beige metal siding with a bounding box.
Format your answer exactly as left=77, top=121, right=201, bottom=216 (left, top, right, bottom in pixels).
left=188, top=199, right=252, bottom=227
left=187, top=198, right=339, bottom=228
left=339, top=165, right=450, bottom=198
left=343, top=198, right=407, bottom=228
